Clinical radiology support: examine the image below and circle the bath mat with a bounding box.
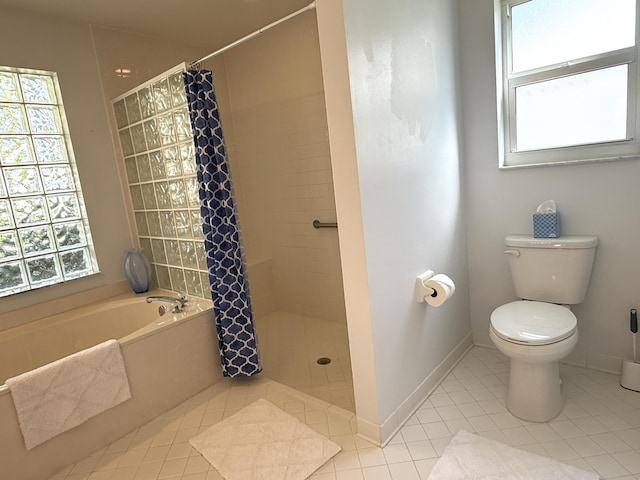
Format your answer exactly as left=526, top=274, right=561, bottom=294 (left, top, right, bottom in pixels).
left=6, top=339, right=131, bottom=450
left=428, top=430, right=598, bottom=479
left=189, top=398, right=341, bottom=480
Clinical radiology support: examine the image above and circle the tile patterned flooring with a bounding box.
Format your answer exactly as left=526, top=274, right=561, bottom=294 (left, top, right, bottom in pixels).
left=51, top=346, right=640, bottom=480
left=254, top=311, right=355, bottom=412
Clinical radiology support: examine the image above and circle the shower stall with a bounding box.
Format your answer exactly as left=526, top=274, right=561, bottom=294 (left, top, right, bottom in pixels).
left=111, top=9, right=354, bottom=411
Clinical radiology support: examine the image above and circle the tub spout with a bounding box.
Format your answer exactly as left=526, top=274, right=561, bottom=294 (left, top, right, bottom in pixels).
left=145, top=293, right=188, bottom=313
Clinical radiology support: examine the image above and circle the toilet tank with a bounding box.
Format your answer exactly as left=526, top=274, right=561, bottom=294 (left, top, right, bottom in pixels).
left=504, top=235, right=599, bottom=304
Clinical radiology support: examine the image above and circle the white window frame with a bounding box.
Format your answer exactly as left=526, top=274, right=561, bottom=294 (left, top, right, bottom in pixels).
left=497, top=0, right=640, bottom=169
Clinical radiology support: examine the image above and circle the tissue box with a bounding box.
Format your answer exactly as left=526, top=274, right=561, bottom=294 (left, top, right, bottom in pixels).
left=533, top=212, right=560, bottom=238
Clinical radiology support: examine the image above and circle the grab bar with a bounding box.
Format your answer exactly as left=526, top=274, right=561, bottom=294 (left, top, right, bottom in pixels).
left=313, top=220, right=338, bottom=229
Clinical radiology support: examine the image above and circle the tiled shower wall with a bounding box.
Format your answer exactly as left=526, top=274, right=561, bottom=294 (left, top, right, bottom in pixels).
left=112, top=66, right=210, bottom=299
left=222, top=11, right=347, bottom=323
left=102, top=15, right=346, bottom=323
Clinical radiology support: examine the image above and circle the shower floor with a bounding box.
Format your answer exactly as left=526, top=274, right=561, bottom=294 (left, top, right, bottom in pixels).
left=253, top=310, right=355, bottom=412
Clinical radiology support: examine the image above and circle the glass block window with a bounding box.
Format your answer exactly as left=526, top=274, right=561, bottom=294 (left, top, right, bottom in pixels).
left=0, top=66, right=98, bottom=296
left=113, top=65, right=210, bottom=300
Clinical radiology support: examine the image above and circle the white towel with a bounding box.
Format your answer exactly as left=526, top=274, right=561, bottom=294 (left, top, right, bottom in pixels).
left=6, top=339, right=131, bottom=450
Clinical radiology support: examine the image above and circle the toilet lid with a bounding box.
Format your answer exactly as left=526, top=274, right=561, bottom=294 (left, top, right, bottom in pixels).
left=490, top=301, right=577, bottom=345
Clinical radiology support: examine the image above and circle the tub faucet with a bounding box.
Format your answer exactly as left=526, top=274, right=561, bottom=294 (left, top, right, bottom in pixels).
left=145, top=293, right=188, bottom=313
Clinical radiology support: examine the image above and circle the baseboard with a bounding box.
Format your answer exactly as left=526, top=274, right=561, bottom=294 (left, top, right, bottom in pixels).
left=564, top=351, right=623, bottom=375
left=477, top=341, right=624, bottom=376
left=355, top=416, right=381, bottom=446
left=355, top=332, right=474, bottom=446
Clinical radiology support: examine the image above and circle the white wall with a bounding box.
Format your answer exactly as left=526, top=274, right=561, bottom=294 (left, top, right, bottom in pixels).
left=318, top=0, right=472, bottom=442
left=460, top=0, right=640, bottom=372
left=0, top=7, right=133, bottom=317
left=91, top=26, right=208, bottom=101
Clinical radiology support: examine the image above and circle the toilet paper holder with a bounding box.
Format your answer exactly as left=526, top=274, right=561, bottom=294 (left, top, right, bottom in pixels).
left=415, top=270, right=437, bottom=302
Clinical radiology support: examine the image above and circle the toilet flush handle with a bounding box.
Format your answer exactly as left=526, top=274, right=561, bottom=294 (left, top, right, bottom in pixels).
left=504, top=249, right=520, bottom=257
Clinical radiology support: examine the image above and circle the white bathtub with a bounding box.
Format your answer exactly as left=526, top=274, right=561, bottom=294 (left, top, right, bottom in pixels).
left=0, top=290, right=222, bottom=480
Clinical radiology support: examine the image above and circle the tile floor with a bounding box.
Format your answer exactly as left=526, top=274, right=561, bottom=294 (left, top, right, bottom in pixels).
left=50, top=346, right=640, bottom=480
left=254, top=311, right=355, bottom=412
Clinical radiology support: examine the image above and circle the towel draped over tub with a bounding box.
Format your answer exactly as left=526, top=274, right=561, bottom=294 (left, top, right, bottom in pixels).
left=5, top=339, right=131, bottom=450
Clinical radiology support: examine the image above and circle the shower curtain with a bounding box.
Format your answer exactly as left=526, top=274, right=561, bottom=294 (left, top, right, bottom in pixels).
left=183, top=70, right=261, bottom=377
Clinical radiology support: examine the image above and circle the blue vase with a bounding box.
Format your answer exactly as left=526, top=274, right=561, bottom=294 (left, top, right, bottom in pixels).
left=124, top=248, right=151, bottom=293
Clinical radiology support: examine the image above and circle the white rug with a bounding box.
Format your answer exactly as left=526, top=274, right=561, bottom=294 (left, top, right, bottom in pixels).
left=428, top=430, right=599, bottom=480
left=190, top=398, right=341, bottom=480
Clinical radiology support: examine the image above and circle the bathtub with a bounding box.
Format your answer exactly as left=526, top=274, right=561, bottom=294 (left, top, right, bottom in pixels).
left=0, top=290, right=222, bottom=480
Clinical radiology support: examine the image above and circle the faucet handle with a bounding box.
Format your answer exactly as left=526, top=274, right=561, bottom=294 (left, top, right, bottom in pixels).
left=176, top=292, right=188, bottom=302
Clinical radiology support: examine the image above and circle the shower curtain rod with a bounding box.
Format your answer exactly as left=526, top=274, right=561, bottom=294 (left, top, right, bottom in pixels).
left=189, top=1, right=316, bottom=68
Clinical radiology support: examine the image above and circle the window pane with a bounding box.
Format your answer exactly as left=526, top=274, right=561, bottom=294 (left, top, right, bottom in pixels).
left=150, top=150, right=167, bottom=179
left=118, top=129, right=134, bottom=157
left=60, top=247, right=90, bottom=279
left=12, top=196, right=48, bottom=225
left=0, top=200, right=14, bottom=229
left=53, top=221, right=86, bottom=250
left=139, top=87, right=155, bottom=119
left=0, top=231, right=20, bottom=259
left=168, top=72, right=186, bottom=108
left=158, top=113, right=176, bottom=145
left=113, top=99, right=128, bottom=129
left=19, top=225, right=54, bottom=255
left=515, top=66, right=627, bottom=151
left=174, top=111, right=192, bottom=142
left=124, top=157, right=139, bottom=183
left=164, top=147, right=182, bottom=178
left=130, top=123, right=147, bottom=154
left=40, top=165, right=75, bottom=192
left=0, top=260, right=27, bottom=293
left=124, top=93, right=142, bottom=124
left=19, top=74, right=56, bottom=104
left=26, top=105, right=62, bottom=134
left=181, top=146, right=196, bottom=175
left=4, top=166, right=43, bottom=195
left=512, top=0, right=636, bottom=72
left=0, top=136, right=36, bottom=164
left=33, top=136, right=68, bottom=163
left=47, top=193, right=80, bottom=221
left=153, top=79, right=171, bottom=113
left=26, top=254, right=61, bottom=285
left=0, top=104, right=28, bottom=134
left=143, top=119, right=161, bottom=149
left=0, top=72, right=22, bottom=102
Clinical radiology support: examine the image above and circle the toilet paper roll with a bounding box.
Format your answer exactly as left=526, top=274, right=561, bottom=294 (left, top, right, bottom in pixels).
left=423, top=274, right=455, bottom=307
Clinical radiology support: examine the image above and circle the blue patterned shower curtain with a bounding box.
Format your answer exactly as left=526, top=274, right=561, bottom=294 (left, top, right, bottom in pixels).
left=183, top=70, right=261, bottom=377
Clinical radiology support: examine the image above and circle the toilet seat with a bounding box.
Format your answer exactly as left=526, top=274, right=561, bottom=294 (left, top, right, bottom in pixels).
left=491, top=301, right=577, bottom=346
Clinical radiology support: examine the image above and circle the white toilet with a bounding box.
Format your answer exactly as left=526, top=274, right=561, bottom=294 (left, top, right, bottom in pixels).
left=490, top=234, right=598, bottom=422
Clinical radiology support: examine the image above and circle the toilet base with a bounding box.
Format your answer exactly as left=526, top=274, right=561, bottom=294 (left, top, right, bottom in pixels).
left=507, top=359, right=564, bottom=422
left=489, top=324, right=577, bottom=423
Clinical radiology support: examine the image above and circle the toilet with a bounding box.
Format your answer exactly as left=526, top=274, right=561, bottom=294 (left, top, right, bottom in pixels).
left=490, top=234, right=598, bottom=422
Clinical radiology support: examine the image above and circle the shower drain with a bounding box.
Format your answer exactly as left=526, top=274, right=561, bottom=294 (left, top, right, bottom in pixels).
left=316, top=357, right=331, bottom=365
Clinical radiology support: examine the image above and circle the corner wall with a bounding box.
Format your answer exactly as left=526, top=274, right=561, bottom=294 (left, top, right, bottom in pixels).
left=318, top=0, right=472, bottom=443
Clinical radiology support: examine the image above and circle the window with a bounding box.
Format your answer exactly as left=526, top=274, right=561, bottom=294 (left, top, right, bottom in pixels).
left=0, top=66, right=98, bottom=297
left=498, top=0, right=640, bottom=168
